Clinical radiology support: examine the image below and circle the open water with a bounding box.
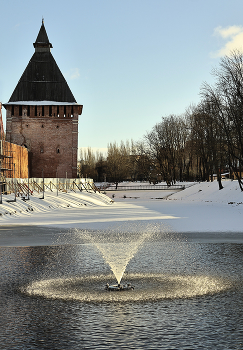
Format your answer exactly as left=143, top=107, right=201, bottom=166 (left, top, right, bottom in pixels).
left=0, top=225, right=243, bottom=349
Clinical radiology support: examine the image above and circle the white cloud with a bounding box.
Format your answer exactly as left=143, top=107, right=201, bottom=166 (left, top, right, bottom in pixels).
left=212, top=25, right=243, bottom=57
left=70, top=68, right=80, bottom=80
left=214, top=25, right=242, bottom=39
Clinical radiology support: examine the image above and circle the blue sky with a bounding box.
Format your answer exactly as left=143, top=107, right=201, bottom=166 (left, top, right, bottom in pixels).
left=1, top=0, right=243, bottom=155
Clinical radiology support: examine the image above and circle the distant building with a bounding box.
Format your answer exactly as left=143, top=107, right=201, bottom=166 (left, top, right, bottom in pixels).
left=4, top=20, right=83, bottom=178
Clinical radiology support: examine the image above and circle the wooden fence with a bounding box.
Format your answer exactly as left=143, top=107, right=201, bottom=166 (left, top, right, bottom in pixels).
left=1, top=178, right=99, bottom=197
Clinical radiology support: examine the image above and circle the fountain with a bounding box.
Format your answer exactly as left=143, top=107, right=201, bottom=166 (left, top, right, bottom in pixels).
left=2, top=224, right=241, bottom=350
left=81, top=223, right=155, bottom=289
left=21, top=222, right=233, bottom=302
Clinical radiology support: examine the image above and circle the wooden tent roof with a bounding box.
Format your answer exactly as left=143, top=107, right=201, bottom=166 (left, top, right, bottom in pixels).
left=8, top=21, right=77, bottom=103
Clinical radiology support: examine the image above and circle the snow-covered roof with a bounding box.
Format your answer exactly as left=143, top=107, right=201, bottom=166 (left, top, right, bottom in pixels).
left=4, top=101, right=80, bottom=106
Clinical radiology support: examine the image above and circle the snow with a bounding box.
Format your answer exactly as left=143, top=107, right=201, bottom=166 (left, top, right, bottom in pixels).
left=0, top=180, right=242, bottom=235
left=4, top=101, right=79, bottom=106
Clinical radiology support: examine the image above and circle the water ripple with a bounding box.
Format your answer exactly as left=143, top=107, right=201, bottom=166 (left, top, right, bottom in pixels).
left=22, top=273, right=232, bottom=303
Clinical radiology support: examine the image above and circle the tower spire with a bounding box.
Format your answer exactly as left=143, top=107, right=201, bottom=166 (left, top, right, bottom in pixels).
left=33, top=19, right=52, bottom=51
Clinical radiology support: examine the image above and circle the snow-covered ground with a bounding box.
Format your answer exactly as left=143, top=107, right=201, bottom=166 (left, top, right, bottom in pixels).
left=0, top=180, right=242, bottom=234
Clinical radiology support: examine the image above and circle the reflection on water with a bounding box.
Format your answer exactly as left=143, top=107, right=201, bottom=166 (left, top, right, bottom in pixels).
left=0, top=228, right=243, bottom=349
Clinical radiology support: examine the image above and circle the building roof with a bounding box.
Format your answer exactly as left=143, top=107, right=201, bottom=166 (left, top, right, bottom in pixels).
left=33, top=18, right=53, bottom=49
left=8, top=21, right=77, bottom=103
left=4, top=101, right=79, bottom=106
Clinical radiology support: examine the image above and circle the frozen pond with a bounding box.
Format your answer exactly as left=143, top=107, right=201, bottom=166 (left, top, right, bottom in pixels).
left=0, top=225, right=243, bottom=349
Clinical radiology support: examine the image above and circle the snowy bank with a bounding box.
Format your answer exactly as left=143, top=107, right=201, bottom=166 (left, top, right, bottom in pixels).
left=167, top=180, right=243, bottom=205
left=101, top=180, right=243, bottom=234
left=103, top=180, right=243, bottom=205
left=0, top=190, right=112, bottom=219
left=0, top=180, right=242, bottom=235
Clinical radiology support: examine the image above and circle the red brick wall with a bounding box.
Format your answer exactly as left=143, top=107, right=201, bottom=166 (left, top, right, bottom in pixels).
left=5, top=104, right=82, bottom=178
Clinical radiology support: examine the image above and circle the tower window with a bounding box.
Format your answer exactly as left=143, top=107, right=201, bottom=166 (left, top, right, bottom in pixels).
left=35, top=106, right=37, bottom=116
left=41, top=124, right=44, bottom=128
left=11, top=105, right=14, bottom=116
left=27, top=106, right=30, bottom=116
left=57, top=148, right=60, bottom=154
left=19, top=105, right=22, bottom=116
left=42, top=106, right=44, bottom=116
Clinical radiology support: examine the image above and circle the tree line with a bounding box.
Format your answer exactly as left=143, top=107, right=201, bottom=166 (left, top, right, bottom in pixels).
left=78, top=50, right=243, bottom=190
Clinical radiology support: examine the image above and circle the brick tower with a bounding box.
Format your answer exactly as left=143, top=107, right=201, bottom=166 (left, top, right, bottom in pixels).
left=4, top=20, right=83, bottom=178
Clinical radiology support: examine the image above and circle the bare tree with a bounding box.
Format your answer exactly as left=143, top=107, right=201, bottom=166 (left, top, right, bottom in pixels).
left=145, top=115, right=189, bottom=184
left=78, top=147, right=98, bottom=180
left=187, top=101, right=227, bottom=189
left=95, top=152, right=107, bottom=183
left=201, top=50, right=243, bottom=190
left=106, top=141, right=131, bottom=187
left=130, top=140, right=152, bottom=181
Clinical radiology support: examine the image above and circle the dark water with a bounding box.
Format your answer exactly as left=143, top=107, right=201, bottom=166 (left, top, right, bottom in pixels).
left=0, top=226, right=243, bottom=349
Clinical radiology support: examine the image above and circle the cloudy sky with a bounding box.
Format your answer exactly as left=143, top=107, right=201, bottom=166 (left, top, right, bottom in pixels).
left=1, top=0, right=243, bottom=156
